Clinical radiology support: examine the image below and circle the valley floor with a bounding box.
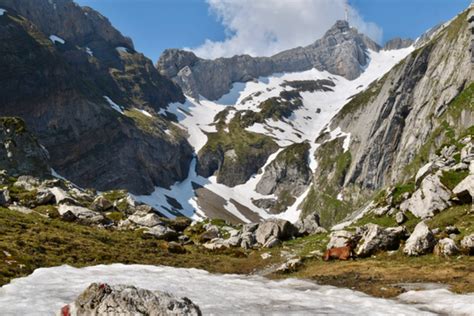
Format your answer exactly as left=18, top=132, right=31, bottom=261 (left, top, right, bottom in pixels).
left=1, top=207, right=473, bottom=301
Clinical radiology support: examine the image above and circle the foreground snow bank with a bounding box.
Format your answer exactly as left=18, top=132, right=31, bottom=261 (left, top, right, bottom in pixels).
left=1, top=264, right=472, bottom=315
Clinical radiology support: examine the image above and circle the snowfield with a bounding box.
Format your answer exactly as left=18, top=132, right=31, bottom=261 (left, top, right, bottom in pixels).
left=138, top=47, right=414, bottom=223
left=1, top=264, right=472, bottom=315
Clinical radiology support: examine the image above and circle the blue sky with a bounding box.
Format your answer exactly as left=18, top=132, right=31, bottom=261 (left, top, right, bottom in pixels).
left=75, top=0, right=471, bottom=61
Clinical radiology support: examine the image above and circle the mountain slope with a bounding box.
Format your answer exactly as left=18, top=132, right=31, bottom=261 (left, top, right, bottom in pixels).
left=0, top=0, right=193, bottom=194
left=302, top=7, right=473, bottom=227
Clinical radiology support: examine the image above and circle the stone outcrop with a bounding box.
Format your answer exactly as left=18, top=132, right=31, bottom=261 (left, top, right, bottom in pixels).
left=0, top=117, right=50, bottom=178
left=294, top=213, right=327, bottom=235
left=255, top=218, right=298, bottom=247
left=434, top=238, right=459, bottom=256
left=61, top=283, right=201, bottom=316
left=0, top=0, right=193, bottom=194
left=461, top=234, right=474, bottom=254
left=355, top=224, right=407, bottom=257
left=158, top=20, right=380, bottom=100
left=400, top=175, right=452, bottom=218
left=403, top=221, right=436, bottom=256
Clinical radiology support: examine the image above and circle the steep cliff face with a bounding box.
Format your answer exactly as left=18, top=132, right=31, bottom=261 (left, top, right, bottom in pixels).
left=304, top=8, right=474, bottom=227
left=0, top=0, right=193, bottom=194
left=157, top=20, right=380, bottom=100
left=0, top=117, right=50, bottom=178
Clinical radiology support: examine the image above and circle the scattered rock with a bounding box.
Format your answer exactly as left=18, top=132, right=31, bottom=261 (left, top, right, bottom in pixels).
left=355, top=224, right=407, bottom=257
left=445, top=226, right=460, bottom=235
left=35, top=189, right=55, bottom=205
left=240, top=232, right=256, bottom=249
left=403, top=221, right=436, bottom=256
left=90, top=196, right=113, bottom=212
left=242, top=223, right=259, bottom=233
left=326, top=230, right=357, bottom=249
left=460, top=234, right=474, bottom=255
left=261, top=253, right=272, bottom=260
left=145, top=225, right=179, bottom=241
left=434, top=238, right=459, bottom=256
left=415, top=162, right=437, bottom=185
left=49, top=187, right=76, bottom=205
left=255, top=218, right=297, bottom=246
left=400, top=175, right=451, bottom=218
left=58, top=204, right=105, bottom=225
left=62, top=283, right=201, bottom=316
left=203, top=238, right=228, bottom=250
left=13, top=176, right=40, bottom=191
left=166, top=241, right=186, bottom=254
left=9, top=205, right=33, bottom=214
left=0, top=189, right=11, bottom=206
left=166, top=217, right=192, bottom=232
left=295, top=213, right=326, bottom=235
left=276, top=258, right=303, bottom=273
left=129, top=212, right=164, bottom=228
left=395, top=211, right=406, bottom=225
left=199, top=229, right=220, bottom=243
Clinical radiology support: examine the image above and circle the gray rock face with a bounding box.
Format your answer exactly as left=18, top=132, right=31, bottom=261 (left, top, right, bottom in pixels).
left=317, top=7, right=473, bottom=209
left=383, top=37, right=414, bottom=50
left=0, top=118, right=50, bottom=178
left=294, top=213, right=326, bottom=235
left=255, top=218, right=298, bottom=246
left=158, top=20, right=380, bottom=100
left=356, top=224, right=407, bottom=257
left=62, top=282, right=201, bottom=316
left=403, top=221, right=436, bottom=256
left=400, top=175, right=452, bottom=218
left=0, top=0, right=193, bottom=195
left=255, top=142, right=312, bottom=208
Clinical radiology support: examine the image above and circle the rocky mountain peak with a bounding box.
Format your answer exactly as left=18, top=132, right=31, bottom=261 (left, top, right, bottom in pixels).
left=324, top=20, right=351, bottom=36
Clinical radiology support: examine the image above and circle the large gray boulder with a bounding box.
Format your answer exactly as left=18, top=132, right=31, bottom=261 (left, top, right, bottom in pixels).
left=400, top=175, right=451, bottom=218
left=452, top=174, right=474, bottom=204
left=356, top=224, right=407, bottom=257
left=0, top=189, right=11, bottom=206
left=58, top=204, right=105, bottom=225
left=294, top=213, right=327, bottom=235
left=326, top=230, right=357, bottom=249
left=255, top=218, right=297, bottom=246
left=128, top=212, right=164, bottom=228
left=460, top=234, right=474, bottom=255
left=403, top=221, right=436, bottom=256
left=145, top=225, right=179, bottom=241
left=60, top=283, right=201, bottom=316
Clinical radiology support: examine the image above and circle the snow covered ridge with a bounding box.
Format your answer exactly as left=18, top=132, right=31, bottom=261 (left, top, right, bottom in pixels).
left=1, top=264, right=472, bottom=315
left=140, top=47, right=414, bottom=222
left=49, top=35, right=65, bottom=45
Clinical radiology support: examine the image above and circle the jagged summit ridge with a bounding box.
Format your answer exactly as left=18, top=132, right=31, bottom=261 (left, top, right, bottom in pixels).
left=157, top=20, right=381, bottom=100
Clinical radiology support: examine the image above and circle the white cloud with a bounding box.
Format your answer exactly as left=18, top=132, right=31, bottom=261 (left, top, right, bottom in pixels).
left=191, top=0, right=382, bottom=59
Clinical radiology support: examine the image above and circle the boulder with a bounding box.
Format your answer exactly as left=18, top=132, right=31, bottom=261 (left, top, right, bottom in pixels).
left=129, top=212, right=163, bottom=228
left=326, top=230, right=357, bottom=249
left=395, top=211, right=406, bottom=225
left=276, top=258, right=303, bottom=273
left=199, top=228, right=220, bottom=243
left=263, top=236, right=281, bottom=248
left=58, top=204, right=105, bottom=225
left=225, top=235, right=242, bottom=247
left=400, top=175, right=451, bottom=218
left=452, top=174, right=474, bottom=204
left=49, top=187, right=77, bottom=205
left=145, top=225, right=179, bottom=241
left=403, top=221, right=436, bottom=256
left=0, top=189, right=11, bottom=206
left=61, top=283, right=201, bottom=316
left=460, top=234, right=474, bottom=255
left=445, top=226, right=460, bottom=235
left=9, top=205, right=33, bottom=214
left=90, top=196, right=113, bottom=212
left=356, top=224, right=407, bottom=257
left=255, top=218, right=297, bottom=245
left=372, top=205, right=391, bottom=216
left=434, top=238, right=459, bottom=256
left=461, top=143, right=474, bottom=162
left=166, top=241, right=186, bottom=254
left=295, top=213, right=326, bottom=235
left=13, top=176, right=40, bottom=191
left=240, top=231, right=257, bottom=249
left=415, top=162, right=436, bottom=185
left=166, top=217, right=192, bottom=232
left=242, top=223, right=259, bottom=233
left=203, top=238, right=228, bottom=250
left=35, top=189, right=55, bottom=206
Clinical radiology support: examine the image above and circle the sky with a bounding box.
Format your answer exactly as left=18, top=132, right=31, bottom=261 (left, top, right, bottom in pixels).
left=75, top=0, right=471, bottom=61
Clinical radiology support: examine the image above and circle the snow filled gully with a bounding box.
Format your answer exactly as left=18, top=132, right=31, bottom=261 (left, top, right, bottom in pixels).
left=0, top=264, right=473, bottom=315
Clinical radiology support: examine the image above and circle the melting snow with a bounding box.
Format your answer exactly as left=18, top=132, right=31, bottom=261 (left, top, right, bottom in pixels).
left=140, top=47, right=415, bottom=222
left=2, top=264, right=472, bottom=315
left=103, top=96, right=124, bottom=114
left=49, top=35, right=65, bottom=44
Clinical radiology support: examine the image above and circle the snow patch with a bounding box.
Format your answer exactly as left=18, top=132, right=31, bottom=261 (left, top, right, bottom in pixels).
left=85, top=47, right=93, bottom=56
left=137, top=109, right=153, bottom=117
left=2, top=264, right=468, bottom=315
left=103, top=96, right=124, bottom=114
left=0, top=8, right=6, bottom=16
left=49, top=35, right=65, bottom=45
left=116, top=46, right=129, bottom=53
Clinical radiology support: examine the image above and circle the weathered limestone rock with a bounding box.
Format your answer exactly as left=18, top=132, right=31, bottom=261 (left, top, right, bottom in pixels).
left=255, top=218, right=298, bottom=246
left=356, top=224, right=407, bottom=257
left=400, top=175, right=451, bottom=218
left=295, top=213, right=326, bottom=235
left=452, top=174, right=474, bottom=203
left=395, top=211, right=407, bottom=225
left=434, top=238, right=459, bottom=256
left=460, top=234, right=474, bottom=255
left=403, top=221, right=436, bottom=256
left=0, top=189, right=11, bottom=206
left=90, top=196, right=113, bottom=212
left=326, top=230, right=357, bottom=249
left=128, top=212, right=163, bottom=228
left=58, top=204, right=105, bottom=225
left=145, top=225, right=179, bottom=241
left=61, top=283, right=201, bottom=316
